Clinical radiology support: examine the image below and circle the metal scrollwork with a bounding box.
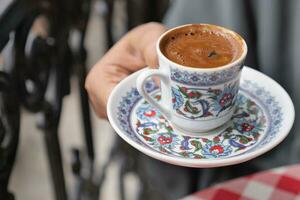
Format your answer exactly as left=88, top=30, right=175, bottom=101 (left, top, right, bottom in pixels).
left=0, top=0, right=170, bottom=200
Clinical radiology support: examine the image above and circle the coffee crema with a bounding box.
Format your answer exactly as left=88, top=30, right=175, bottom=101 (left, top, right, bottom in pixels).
left=160, top=24, right=243, bottom=68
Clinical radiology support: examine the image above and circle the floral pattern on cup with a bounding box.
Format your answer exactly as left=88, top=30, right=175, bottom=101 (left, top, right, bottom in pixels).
left=171, top=81, right=239, bottom=119
left=134, top=91, right=266, bottom=159
left=170, top=65, right=242, bottom=86
left=116, top=79, right=283, bottom=159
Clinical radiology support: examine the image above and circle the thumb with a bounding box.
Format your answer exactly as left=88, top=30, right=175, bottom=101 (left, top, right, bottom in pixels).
left=143, top=41, right=159, bottom=69
left=143, top=41, right=161, bottom=86
left=127, top=22, right=166, bottom=69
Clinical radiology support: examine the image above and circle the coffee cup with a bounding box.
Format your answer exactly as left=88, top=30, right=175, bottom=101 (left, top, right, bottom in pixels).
left=136, top=24, right=247, bottom=133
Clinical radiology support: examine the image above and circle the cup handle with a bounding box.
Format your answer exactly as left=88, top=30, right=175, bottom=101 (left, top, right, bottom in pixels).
left=136, top=69, right=172, bottom=119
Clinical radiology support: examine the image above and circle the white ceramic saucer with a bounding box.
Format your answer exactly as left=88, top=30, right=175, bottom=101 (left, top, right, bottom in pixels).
left=107, top=67, right=295, bottom=168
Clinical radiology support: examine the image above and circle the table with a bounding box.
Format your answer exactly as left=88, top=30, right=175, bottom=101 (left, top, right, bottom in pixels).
left=181, top=164, right=300, bottom=200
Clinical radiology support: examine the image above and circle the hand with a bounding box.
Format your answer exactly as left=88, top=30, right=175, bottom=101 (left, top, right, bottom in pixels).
left=85, top=22, right=166, bottom=118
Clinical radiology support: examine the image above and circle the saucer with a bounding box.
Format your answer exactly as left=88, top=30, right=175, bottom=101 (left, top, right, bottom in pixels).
left=107, top=67, right=294, bottom=168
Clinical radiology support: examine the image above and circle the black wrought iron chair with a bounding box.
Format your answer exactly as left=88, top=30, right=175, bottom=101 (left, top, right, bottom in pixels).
left=0, top=0, right=169, bottom=199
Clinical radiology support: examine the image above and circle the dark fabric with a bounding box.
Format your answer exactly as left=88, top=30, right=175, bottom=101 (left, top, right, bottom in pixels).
left=136, top=1, right=300, bottom=199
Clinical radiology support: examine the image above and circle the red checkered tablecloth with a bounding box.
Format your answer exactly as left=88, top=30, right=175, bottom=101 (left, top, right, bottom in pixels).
left=181, top=165, right=300, bottom=200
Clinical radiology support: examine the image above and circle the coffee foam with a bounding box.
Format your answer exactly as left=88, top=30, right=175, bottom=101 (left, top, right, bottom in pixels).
left=160, top=24, right=243, bottom=68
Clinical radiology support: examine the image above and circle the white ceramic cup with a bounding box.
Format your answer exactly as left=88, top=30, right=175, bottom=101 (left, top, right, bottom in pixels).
left=137, top=24, right=247, bottom=133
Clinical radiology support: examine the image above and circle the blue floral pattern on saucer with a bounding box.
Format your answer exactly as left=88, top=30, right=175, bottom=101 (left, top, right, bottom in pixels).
left=117, top=80, right=283, bottom=159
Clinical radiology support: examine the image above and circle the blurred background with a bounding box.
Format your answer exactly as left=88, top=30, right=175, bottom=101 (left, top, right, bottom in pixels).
left=1, top=0, right=300, bottom=200
left=0, top=0, right=169, bottom=199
